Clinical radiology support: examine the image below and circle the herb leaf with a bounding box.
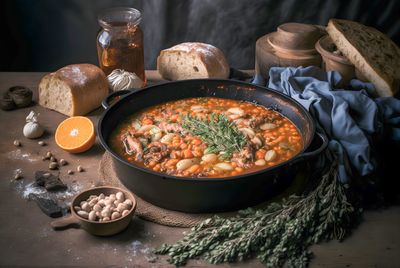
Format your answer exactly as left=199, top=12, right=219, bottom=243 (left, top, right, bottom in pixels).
left=182, top=113, right=247, bottom=159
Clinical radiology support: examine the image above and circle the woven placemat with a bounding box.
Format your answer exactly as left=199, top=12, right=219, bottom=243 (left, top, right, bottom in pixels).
left=98, top=152, right=309, bottom=227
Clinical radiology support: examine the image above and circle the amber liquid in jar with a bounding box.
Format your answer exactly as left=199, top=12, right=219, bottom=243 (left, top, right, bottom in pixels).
left=97, top=8, right=146, bottom=86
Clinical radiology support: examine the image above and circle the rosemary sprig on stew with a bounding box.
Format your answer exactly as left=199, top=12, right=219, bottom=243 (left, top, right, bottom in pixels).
left=182, top=113, right=247, bottom=159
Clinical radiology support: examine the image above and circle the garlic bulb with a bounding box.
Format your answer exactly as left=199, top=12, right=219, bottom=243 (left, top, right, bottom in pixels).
left=23, top=111, right=44, bottom=139
left=107, top=69, right=143, bottom=91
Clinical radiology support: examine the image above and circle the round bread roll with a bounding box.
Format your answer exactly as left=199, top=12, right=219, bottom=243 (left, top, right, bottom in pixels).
left=39, top=64, right=109, bottom=116
left=157, top=42, right=230, bottom=80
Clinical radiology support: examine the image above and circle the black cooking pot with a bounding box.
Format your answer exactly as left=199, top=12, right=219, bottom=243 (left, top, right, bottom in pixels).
left=98, top=79, right=328, bottom=213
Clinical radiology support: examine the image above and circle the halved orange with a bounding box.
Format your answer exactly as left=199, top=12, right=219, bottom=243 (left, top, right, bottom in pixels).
left=55, top=116, right=96, bottom=153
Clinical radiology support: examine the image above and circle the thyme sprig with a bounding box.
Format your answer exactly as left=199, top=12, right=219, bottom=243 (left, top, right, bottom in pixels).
left=155, top=159, right=357, bottom=267
left=182, top=113, right=246, bottom=159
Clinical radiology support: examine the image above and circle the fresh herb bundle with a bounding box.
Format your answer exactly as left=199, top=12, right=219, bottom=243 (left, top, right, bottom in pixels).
left=182, top=113, right=246, bottom=159
left=155, top=160, right=357, bottom=267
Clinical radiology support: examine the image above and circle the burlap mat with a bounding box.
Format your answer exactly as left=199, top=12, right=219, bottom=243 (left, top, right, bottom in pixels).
left=98, top=152, right=309, bottom=227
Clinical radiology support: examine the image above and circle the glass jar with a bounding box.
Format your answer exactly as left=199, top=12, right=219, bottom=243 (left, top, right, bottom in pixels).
left=97, top=7, right=146, bottom=86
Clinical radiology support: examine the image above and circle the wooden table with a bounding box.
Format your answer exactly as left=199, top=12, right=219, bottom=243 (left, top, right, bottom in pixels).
left=0, top=71, right=399, bottom=267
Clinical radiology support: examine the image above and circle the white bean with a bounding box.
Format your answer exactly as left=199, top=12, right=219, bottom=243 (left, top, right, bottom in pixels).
left=239, top=127, right=255, bottom=138
left=255, top=159, right=266, bottom=166
left=74, top=206, right=81, bottom=212
left=214, top=163, right=233, bottom=171
left=191, top=105, right=206, bottom=112
left=138, top=124, right=158, bottom=132
left=265, top=150, right=277, bottom=161
left=88, top=198, right=98, bottom=206
left=251, top=136, right=263, bottom=147
left=176, top=158, right=200, bottom=171
left=116, top=192, right=125, bottom=202
left=77, top=210, right=89, bottom=219
left=101, top=208, right=111, bottom=218
left=122, top=210, right=130, bottom=217
left=81, top=202, right=91, bottom=212
left=150, top=127, right=162, bottom=141
left=260, top=123, right=277, bottom=130
left=160, top=133, right=175, bottom=143
left=117, top=203, right=128, bottom=212
left=98, top=193, right=105, bottom=200
left=227, top=107, right=245, bottom=116
left=103, top=217, right=110, bottom=222
left=123, top=199, right=133, bottom=208
left=228, top=114, right=242, bottom=120
left=104, top=199, right=113, bottom=206
left=201, top=153, right=218, bottom=163
left=93, top=204, right=102, bottom=212
left=88, top=211, right=96, bottom=221
left=111, top=212, right=121, bottom=220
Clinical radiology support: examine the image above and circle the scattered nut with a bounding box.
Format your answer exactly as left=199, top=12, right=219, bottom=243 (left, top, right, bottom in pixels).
left=81, top=202, right=90, bottom=212
left=77, top=165, right=84, bottom=172
left=42, top=172, right=51, bottom=179
left=77, top=210, right=89, bottom=219
left=50, top=156, right=56, bottom=162
left=59, top=159, right=68, bottom=166
left=93, top=204, right=102, bottom=212
left=67, top=170, right=74, bottom=175
left=123, top=199, right=133, bottom=208
left=116, top=191, right=125, bottom=202
left=75, top=191, right=134, bottom=222
left=13, top=140, right=21, bottom=147
left=122, top=210, right=130, bottom=217
left=111, top=211, right=121, bottom=220
left=14, top=173, right=23, bottom=180
left=88, top=211, right=97, bottom=221
left=38, top=141, right=46, bottom=146
left=49, top=162, right=58, bottom=170
left=46, top=151, right=52, bottom=158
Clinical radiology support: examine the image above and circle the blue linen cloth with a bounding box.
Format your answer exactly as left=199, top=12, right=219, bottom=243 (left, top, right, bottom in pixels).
left=252, top=66, right=400, bottom=183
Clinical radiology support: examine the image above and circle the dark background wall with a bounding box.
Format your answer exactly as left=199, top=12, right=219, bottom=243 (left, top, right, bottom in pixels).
left=1, top=0, right=399, bottom=71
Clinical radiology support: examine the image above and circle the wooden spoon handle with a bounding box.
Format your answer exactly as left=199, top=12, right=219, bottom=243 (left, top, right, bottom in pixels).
left=51, top=215, right=80, bottom=230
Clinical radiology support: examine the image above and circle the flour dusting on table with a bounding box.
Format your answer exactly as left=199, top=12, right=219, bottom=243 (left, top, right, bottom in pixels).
left=5, top=149, right=40, bottom=162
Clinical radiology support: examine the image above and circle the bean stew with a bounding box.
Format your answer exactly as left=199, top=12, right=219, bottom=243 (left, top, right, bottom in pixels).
left=109, top=97, right=303, bottom=178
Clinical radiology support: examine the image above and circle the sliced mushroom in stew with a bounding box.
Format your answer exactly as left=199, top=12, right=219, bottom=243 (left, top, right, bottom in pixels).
left=109, top=97, right=303, bottom=178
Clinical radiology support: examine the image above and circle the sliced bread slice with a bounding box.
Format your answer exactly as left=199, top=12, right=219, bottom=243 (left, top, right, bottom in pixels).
left=157, top=42, right=230, bottom=80
left=326, top=19, right=400, bottom=97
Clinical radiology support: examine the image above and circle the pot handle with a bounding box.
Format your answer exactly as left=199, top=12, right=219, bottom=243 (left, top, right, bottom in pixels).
left=51, top=215, right=81, bottom=231
left=294, top=131, right=329, bottom=162
left=102, top=90, right=132, bottom=110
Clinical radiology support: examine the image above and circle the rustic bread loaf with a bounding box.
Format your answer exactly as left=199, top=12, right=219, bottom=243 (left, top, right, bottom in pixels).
left=157, top=42, right=230, bottom=80
left=39, top=64, right=109, bottom=116
left=326, top=19, right=400, bottom=97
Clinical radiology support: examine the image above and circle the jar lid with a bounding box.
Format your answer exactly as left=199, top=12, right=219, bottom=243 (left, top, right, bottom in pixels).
left=98, top=7, right=142, bottom=28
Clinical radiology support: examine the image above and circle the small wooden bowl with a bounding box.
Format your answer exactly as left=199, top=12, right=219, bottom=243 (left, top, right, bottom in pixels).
left=51, top=186, right=137, bottom=236
left=315, top=35, right=367, bottom=85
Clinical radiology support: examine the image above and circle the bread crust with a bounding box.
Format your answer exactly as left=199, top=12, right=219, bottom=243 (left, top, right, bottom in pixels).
left=327, top=19, right=400, bottom=97
left=39, top=64, right=109, bottom=116
left=157, top=42, right=230, bottom=80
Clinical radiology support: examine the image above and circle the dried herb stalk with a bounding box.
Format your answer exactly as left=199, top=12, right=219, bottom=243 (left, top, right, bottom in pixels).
left=155, top=160, right=357, bottom=267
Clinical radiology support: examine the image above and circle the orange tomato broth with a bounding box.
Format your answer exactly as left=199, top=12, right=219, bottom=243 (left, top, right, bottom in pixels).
left=109, top=97, right=303, bottom=178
